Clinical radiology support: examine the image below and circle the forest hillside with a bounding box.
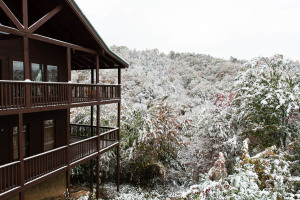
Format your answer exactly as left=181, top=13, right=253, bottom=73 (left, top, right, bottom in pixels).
left=71, top=46, right=300, bottom=200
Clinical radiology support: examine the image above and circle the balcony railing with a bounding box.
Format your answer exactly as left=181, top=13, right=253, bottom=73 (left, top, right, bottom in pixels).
left=0, top=161, right=20, bottom=194
left=0, top=81, right=121, bottom=111
left=0, top=125, right=119, bottom=196
left=24, top=146, right=67, bottom=183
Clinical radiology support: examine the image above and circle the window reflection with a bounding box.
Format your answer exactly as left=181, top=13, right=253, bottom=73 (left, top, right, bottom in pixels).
left=32, top=63, right=44, bottom=81
left=47, top=65, right=58, bottom=82
left=44, top=119, right=55, bottom=151
left=13, top=125, right=29, bottom=160
left=13, top=61, right=24, bottom=80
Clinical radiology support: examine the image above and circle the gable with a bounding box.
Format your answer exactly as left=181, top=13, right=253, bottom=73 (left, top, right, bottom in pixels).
left=0, top=0, right=128, bottom=69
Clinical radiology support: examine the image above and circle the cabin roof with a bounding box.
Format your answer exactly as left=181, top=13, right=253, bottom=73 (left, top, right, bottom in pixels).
left=68, top=0, right=129, bottom=68
left=0, top=0, right=129, bottom=69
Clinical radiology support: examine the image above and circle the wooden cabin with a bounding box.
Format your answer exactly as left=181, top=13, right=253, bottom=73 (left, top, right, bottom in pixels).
left=0, top=0, right=128, bottom=199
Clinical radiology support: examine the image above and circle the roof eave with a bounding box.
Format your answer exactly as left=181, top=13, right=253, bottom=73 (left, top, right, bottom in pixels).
left=66, top=0, right=129, bottom=68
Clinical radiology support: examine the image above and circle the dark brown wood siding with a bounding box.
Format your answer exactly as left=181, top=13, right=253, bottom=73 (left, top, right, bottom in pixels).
left=0, top=114, right=17, bottom=165
left=0, top=109, right=67, bottom=164
left=24, top=109, right=67, bottom=155
left=0, top=38, right=67, bottom=81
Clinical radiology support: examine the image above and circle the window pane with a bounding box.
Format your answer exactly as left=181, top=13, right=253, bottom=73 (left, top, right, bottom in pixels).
left=47, top=65, right=58, bottom=82
left=44, top=119, right=55, bottom=151
left=13, top=125, right=28, bottom=160
left=32, top=63, right=44, bottom=81
left=13, top=127, right=18, bottom=160
left=13, top=61, right=24, bottom=80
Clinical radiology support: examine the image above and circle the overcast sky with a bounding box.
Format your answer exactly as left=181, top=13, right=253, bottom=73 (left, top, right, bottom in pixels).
left=75, top=0, right=300, bottom=61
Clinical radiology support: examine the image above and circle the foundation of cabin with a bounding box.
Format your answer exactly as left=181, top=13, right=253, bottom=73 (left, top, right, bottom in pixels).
left=7, top=173, right=66, bottom=200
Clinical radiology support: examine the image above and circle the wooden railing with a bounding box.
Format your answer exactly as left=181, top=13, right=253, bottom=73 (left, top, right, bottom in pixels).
left=0, top=125, right=119, bottom=196
left=0, top=81, right=26, bottom=110
left=100, top=128, right=119, bottom=150
left=0, top=81, right=121, bottom=111
left=31, top=82, right=69, bottom=107
left=0, top=161, right=20, bottom=194
left=70, top=136, right=98, bottom=163
left=72, top=84, right=97, bottom=103
left=70, top=124, right=118, bottom=162
left=24, top=146, right=67, bottom=183
left=70, top=124, right=114, bottom=137
left=100, top=84, right=121, bottom=101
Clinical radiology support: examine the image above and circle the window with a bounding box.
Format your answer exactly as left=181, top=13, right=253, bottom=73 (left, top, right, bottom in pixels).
left=32, top=63, right=44, bottom=81
left=44, top=119, right=55, bottom=151
left=47, top=65, right=58, bottom=82
left=13, top=61, right=24, bottom=80
left=13, top=125, right=29, bottom=160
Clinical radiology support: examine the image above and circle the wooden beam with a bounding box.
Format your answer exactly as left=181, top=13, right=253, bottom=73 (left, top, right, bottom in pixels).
left=117, top=68, right=121, bottom=192
left=0, top=26, right=98, bottom=56
left=118, top=68, right=121, bottom=85
left=72, top=56, right=88, bottom=68
left=29, top=5, right=63, bottom=33
left=96, top=54, right=100, bottom=199
left=78, top=55, right=96, bottom=67
left=22, top=0, right=28, bottom=29
left=66, top=108, right=71, bottom=198
left=96, top=104, right=100, bottom=199
left=29, top=33, right=97, bottom=54
left=116, top=145, right=120, bottom=192
left=18, top=113, right=25, bottom=200
left=0, top=0, right=24, bottom=30
left=96, top=55, right=99, bottom=84
left=23, top=36, right=31, bottom=109
left=98, top=54, right=115, bottom=67
left=23, top=36, right=30, bottom=80
left=0, top=24, right=23, bottom=36
left=67, top=47, right=71, bottom=82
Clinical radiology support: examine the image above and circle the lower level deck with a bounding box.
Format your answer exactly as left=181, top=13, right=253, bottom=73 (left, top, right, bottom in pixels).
left=0, top=125, right=119, bottom=199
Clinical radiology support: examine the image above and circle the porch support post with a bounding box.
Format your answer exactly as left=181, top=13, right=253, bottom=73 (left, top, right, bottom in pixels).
left=66, top=47, right=71, bottom=199
left=96, top=104, right=100, bottom=199
left=22, top=0, right=28, bottom=29
left=18, top=113, right=25, bottom=200
left=23, top=36, right=31, bottom=109
left=96, top=55, right=100, bottom=199
left=90, top=68, right=94, bottom=192
left=116, top=68, right=121, bottom=192
left=67, top=47, right=72, bottom=104
left=20, top=0, right=27, bottom=197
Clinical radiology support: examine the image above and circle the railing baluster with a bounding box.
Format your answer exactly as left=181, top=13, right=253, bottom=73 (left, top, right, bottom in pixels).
left=0, top=81, right=120, bottom=111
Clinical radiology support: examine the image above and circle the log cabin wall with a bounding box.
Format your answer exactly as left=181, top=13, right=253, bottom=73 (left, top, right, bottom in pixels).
left=0, top=109, right=67, bottom=165
left=0, top=114, right=18, bottom=165
left=0, top=38, right=67, bottom=81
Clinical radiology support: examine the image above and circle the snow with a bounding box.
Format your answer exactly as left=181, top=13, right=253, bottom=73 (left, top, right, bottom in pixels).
left=70, top=49, right=300, bottom=199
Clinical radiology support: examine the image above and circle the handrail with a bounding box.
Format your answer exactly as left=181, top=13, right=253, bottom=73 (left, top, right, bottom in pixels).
left=0, top=161, right=20, bottom=169
left=99, top=128, right=119, bottom=137
left=0, top=81, right=121, bottom=111
left=70, top=135, right=98, bottom=146
left=70, top=124, right=115, bottom=129
left=24, top=145, right=67, bottom=161
left=0, top=80, right=121, bottom=86
left=69, top=127, right=118, bottom=146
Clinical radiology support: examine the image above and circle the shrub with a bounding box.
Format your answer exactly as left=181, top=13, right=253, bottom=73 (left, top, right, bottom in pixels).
left=121, top=102, right=182, bottom=185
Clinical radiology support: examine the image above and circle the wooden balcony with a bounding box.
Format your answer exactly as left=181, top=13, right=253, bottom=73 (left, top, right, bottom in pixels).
left=0, top=124, right=119, bottom=197
left=0, top=80, right=121, bottom=115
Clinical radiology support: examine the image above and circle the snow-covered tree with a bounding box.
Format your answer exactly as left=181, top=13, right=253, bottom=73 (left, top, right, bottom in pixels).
left=233, top=55, right=300, bottom=152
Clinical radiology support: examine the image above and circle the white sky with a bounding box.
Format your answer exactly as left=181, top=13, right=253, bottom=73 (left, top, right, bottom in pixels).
left=74, top=0, right=300, bottom=61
